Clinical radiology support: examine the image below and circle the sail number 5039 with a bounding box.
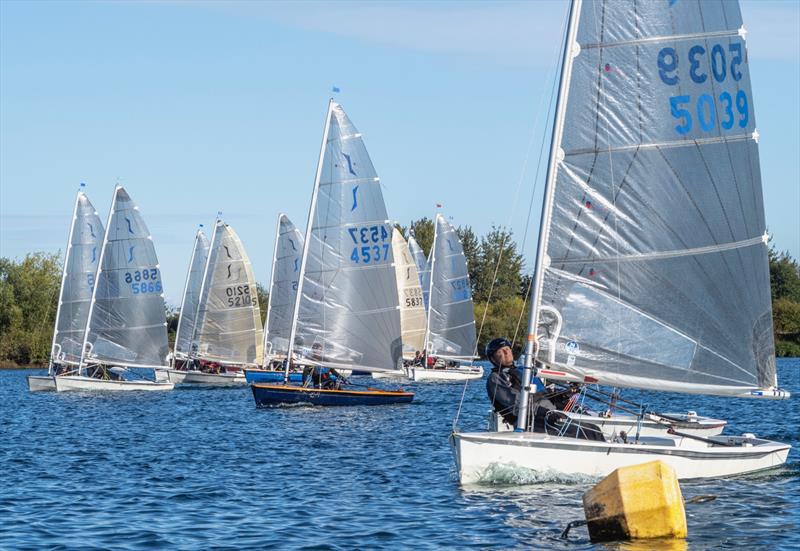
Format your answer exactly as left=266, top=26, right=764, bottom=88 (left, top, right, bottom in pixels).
left=348, top=224, right=391, bottom=264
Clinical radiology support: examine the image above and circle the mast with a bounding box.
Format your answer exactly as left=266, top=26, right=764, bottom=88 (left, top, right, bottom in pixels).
left=422, top=213, right=440, bottom=361
left=516, top=0, right=582, bottom=431
left=262, top=213, right=284, bottom=367
left=49, top=187, right=83, bottom=374
left=173, top=227, right=202, bottom=366
left=284, top=99, right=336, bottom=380
left=78, top=185, right=118, bottom=373
left=189, top=217, right=219, bottom=362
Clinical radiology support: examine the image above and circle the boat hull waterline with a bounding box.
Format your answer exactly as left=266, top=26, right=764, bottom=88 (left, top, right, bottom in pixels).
left=450, top=431, right=791, bottom=484
left=27, top=375, right=56, bottom=392
left=252, top=384, right=414, bottom=407
left=54, top=376, right=174, bottom=392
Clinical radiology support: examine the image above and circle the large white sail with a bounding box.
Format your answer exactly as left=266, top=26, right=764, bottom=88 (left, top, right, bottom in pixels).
left=532, top=0, right=781, bottom=397
left=392, top=229, right=426, bottom=359
left=192, top=220, right=263, bottom=366
left=174, top=229, right=210, bottom=358
left=425, top=214, right=477, bottom=361
left=51, top=191, right=105, bottom=366
left=264, top=214, right=304, bottom=361
left=407, top=233, right=431, bottom=311
left=81, top=186, right=169, bottom=368
left=288, top=101, right=402, bottom=372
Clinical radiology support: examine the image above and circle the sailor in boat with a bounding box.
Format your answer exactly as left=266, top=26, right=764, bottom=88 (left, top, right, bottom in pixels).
left=486, top=337, right=604, bottom=440
left=301, top=343, right=342, bottom=390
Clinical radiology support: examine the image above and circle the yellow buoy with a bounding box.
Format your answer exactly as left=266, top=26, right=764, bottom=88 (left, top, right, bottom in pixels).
left=582, top=460, right=687, bottom=542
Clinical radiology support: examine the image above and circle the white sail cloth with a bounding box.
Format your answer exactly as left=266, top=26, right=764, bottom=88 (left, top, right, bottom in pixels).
left=407, top=234, right=430, bottom=310
left=425, top=214, right=477, bottom=361
left=291, top=101, right=403, bottom=372
left=534, top=0, right=779, bottom=397
left=82, top=186, right=169, bottom=368
left=52, top=192, right=105, bottom=365
left=392, top=229, right=426, bottom=359
left=264, top=214, right=304, bottom=360
left=192, top=220, right=263, bottom=366
left=174, top=229, right=210, bottom=357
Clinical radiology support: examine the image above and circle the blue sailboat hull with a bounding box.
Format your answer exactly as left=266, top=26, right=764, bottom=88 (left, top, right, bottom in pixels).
left=244, top=369, right=303, bottom=384
left=251, top=383, right=414, bottom=407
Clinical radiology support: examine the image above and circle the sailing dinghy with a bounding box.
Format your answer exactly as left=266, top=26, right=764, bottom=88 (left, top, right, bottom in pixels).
left=161, top=227, right=209, bottom=384
left=244, top=214, right=305, bottom=384
left=251, top=100, right=413, bottom=407
left=55, top=185, right=173, bottom=391
left=452, top=0, right=790, bottom=483
left=28, top=188, right=104, bottom=391
left=175, top=219, right=263, bottom=386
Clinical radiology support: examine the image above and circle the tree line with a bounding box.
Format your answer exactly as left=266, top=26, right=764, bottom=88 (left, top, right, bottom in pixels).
left=2, top=223, right=799, bottom=365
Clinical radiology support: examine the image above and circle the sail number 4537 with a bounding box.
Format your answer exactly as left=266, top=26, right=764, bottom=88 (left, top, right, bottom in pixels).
left=348, top=224, right=391, bottom=264
left=657, top=42, right=749, bottom=135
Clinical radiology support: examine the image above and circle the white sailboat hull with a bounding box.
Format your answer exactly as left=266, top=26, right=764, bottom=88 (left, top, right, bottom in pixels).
left=54, top=376, right=174, bottom=392
left=372, top=365, right=484, bottom=382
left=451, top=431, right=790, bottom=485
left=489, top=411, right=726, bottom=438
left=176, top=370, right=247, bottom=386
left=27, top=375, right=56, bottom=392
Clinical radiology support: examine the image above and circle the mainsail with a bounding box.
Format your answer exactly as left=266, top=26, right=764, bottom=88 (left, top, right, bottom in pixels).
left=392, top=229, right=426, bottom=359
left=264, top=214, right=304, bottom=362
left=532, top=0, right=781, bottom=397
left=425, top=214, right=477, bottom=361
left=174, top=229, right=210, bottom=358
left=407, top=233, right=431, bottom=310
left=81, top=186, right=169, bottom=368
left=287, top=100, right=402, bottom=372
left=51, top=191, right=105, bottom=367
left=192, top=219, right=263, bottom=366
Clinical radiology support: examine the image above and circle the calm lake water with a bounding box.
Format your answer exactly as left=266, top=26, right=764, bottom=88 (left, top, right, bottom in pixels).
left=1, top=359, right=798, bottom=550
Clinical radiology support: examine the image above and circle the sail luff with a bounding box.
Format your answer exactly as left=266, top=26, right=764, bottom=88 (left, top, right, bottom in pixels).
left=49, top=190, right=82, bottom=373
left=262, top=214, right=282, bottom=366
left=423, top=214, right=439, bottom=356
left=285, top=99, right=336, bottom=378
left=78, top=187, right=117, bottom=372
left=517, top=0, right=583, bottom=429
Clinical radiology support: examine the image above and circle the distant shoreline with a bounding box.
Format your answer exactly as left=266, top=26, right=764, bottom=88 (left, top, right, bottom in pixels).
left=0, top=365, right=45, bottom=370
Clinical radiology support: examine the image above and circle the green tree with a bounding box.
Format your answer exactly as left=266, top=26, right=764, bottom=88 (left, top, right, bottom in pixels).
left=769, top=247, right=800, bottom=302
left=474, top=296, right=528, bottom=359
left=473, top=226, right=524, bottom=304
left=257, top=283, right=269, bottom=325
left=409, top=217, right=434, bottom=258
left=457, top=225, right=480, bottom=288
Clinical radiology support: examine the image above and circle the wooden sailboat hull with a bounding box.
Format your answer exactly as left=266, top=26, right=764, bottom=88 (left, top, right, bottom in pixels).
left=251, top=383, right=414, bottom=407
left=27, top=375, right=56, bottom=392
left=54, top=375, right=174, bottom=392
left=450, top=431, right=791, bottom=485
left=243, top=369, right=303, bottom=384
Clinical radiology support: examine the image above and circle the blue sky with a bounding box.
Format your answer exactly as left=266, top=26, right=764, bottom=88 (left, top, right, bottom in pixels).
left=1, top=0, right=798, bottom=305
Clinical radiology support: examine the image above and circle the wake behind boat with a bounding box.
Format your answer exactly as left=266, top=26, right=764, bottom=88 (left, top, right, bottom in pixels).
left=252, top=100, right=413, bottom=407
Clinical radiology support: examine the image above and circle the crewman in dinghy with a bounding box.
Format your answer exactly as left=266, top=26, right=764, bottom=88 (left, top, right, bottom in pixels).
left=485, top=338, right=604, bottom=440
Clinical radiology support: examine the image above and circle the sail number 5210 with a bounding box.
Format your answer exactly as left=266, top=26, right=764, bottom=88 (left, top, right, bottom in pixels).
left=348, top=224, right=391, bottom=264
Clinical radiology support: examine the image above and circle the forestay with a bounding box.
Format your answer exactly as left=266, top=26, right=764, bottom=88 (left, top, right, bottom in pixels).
left=289, top=101, right=402, bottom=372
left=392, top=229, right=426, bottom=359
left=407, top=234, right=431, bottom=310
left=264, top=214, right=304, bottom=361
left=51, top=191, right=105, bottom=366
left=174, top=229, right=210, bottom=357
left=81, top=186, right=169, bottom=368
left=533, top=0, right=780, bottom=397
left=425, top=214, right=477, bottom=361
left=192, top=220, right=263, bottom=366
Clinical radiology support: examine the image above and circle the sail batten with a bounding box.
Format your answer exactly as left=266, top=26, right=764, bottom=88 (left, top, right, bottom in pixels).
left=533, top=0, right=781, bottom=397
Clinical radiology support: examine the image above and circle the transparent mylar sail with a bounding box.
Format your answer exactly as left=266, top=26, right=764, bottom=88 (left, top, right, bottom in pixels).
left=426, top=214, right=477, bottom=360
left=408, top=234, right=431, bottom=311
left=192, top=220, right=263, bottom=366
left=174, top=229, right=210, bottom=357
left=264, top=214, right=304, bottom=361
left=292, top=101, right=402, bottom=372
left=535, top=0, right=779, bottom=397
left=392, top=229, right=426, bottom=359
left=83, top=186, right=169, bottom=368
left=52, top=191, right=105, bottom=365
